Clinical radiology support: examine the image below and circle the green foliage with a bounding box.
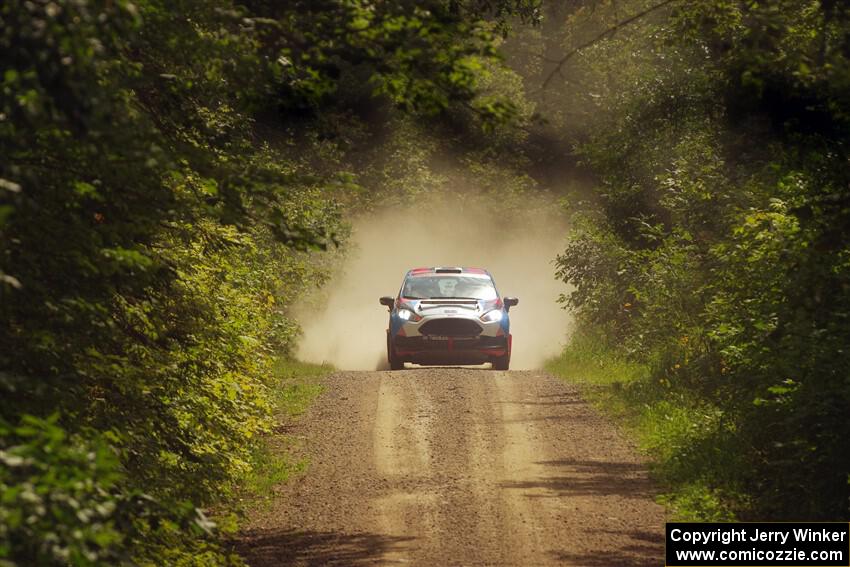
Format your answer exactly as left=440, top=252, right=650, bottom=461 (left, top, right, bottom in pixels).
left=0, top=415, right=242, bottom=567
left=0, top=415, right=123, bottom=565
left=237, top=359, right=331, bottom=509
left=240, top=0, right=534, bottom=125
left=1, top=0, right=534, bottom=563
left=554, top=0, right=850, bottom=520
left=269, top=359, right=332, bottom=420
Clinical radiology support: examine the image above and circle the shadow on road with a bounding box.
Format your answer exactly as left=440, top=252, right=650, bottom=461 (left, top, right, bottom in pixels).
left=233, top=528, right=414, bottom=566
left=500, top=458, right=657, bottom=500
left=549, top=528, right=664, bottom=566
left=497, top=398, right=588, bottom=407
left=550, top=547, right=662, bottom=566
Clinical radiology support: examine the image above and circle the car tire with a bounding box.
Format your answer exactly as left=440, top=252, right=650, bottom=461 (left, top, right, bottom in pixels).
left=389, top=356, right=404, bottom=371
left=491, top=355, right=510, bottom=371
left=387, top=334, right=404, bottom=371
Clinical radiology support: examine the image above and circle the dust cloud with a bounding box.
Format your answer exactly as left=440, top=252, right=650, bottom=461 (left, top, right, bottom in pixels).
left=295, top=198, right=572, bottom=370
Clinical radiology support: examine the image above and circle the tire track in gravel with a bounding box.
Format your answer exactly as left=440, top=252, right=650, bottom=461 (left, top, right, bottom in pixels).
left=236, top=369, right=666, bottom=566
left=371, top=374, right=439, bottom=564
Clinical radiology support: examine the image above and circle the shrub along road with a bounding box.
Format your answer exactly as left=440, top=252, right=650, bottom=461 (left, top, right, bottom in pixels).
left=236, top=369, right=665, bottom=566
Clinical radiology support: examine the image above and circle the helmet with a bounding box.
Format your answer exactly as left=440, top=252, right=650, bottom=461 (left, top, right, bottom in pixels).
left=437, top=278, right=458, bottom=296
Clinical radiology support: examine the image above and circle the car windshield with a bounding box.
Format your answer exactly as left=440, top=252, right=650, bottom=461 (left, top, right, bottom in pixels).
left=402, top=275, right=498, bottom=300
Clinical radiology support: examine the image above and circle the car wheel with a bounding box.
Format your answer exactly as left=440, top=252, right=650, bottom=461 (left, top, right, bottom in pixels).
left=387, top=333, right=404, bottom=371
left=491, top=355, right=510, bottom=371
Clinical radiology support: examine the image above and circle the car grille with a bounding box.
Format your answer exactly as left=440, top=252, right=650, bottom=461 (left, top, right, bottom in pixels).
left=419, top=318, right=482, bottom=337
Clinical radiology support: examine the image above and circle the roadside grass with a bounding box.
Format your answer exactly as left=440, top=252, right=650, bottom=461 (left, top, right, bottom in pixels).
left=268, top=359, right=332, bottom=420
left=234, top=359, right=333, bottom=510
left=546, top=331, right=741, bottom=521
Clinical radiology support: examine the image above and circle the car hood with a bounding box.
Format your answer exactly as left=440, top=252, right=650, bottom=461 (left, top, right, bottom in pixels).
left=400, top=298, right=502, bottom=317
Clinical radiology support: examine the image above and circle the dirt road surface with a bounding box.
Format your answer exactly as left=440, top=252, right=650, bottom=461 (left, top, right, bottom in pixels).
left=236, top=369, right=665, bottom=566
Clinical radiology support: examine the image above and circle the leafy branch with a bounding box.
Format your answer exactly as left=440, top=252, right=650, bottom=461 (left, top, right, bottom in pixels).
left=541, top=0, right=681, bottom=90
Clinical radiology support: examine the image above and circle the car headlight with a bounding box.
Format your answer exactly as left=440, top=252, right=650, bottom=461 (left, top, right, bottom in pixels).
left=397, top=308, right=422, bottom=322
left=480, top=309, right=503, bottom=323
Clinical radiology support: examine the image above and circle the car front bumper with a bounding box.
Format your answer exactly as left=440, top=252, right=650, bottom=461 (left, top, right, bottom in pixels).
left=392, top=334, right=510, bottom=364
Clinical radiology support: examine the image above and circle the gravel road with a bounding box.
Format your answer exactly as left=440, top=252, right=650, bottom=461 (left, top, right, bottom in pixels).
left=236, top=369, right=665, bottom=566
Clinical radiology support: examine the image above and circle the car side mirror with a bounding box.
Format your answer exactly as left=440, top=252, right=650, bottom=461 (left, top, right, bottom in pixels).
left=379, top=296, right=395, bottom=309
left=504, top=297, right=519, bottom=311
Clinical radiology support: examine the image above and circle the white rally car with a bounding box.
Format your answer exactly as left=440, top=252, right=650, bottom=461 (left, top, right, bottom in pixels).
left=380, top=267, right=518, bottom=370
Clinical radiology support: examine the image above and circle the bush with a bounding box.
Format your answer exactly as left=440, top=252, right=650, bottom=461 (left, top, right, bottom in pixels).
left=0, top=415, right=123, bottom=565
left=554, top=0, right=850, bottom=520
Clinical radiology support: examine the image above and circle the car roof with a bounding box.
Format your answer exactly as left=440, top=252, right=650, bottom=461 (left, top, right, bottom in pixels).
left=406, top=266, right=491, bottom=278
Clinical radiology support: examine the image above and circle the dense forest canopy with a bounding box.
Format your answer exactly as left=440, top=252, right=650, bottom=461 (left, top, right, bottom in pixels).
left=539, top=0, right=850, bottom=521
left=1, top=0, right=849, bottom=564
left=0, top=1, right=543, bottom=563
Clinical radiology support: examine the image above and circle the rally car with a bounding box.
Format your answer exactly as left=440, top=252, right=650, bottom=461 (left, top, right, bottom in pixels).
left=379, top=267, right=518, bottom=370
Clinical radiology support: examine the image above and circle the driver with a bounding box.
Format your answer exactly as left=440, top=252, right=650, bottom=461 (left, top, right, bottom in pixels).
left=437, top=277, right=458, bottom=297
